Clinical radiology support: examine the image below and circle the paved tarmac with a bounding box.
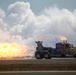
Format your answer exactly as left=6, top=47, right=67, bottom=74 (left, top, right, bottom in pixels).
left=0, top=58, right=76, bottom=64
left=0, top=71, right=76, bottom=75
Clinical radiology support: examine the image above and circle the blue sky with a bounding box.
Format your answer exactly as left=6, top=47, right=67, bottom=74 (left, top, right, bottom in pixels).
left=0, top=0, right=76, bottom=14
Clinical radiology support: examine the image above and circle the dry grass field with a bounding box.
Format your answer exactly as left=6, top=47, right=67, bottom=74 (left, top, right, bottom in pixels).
left=0, top=64, right=76, bottom=71
left=0, top=59, right=76, bottom=71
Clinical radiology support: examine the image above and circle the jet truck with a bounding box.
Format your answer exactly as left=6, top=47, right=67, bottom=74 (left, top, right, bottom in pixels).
left=34, top=41, right=76, bottom=59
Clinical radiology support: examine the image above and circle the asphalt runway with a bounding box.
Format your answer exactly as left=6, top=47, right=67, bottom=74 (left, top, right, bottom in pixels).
left=0, top=71, right=76, bottom=75
left=0, top=58, right=76, bottom=64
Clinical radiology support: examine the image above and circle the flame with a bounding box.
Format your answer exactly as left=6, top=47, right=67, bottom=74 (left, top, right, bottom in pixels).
left=59, top=36, right=67, bottom=41
left=37, top=35, right=67, bottom=41
left=0, top=43, right=29, bottom=59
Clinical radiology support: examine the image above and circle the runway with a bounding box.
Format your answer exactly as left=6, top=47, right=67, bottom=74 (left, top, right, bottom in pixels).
left=0, top=58, right=76, bottom=64
left=0, top=71, right=76, bottom=75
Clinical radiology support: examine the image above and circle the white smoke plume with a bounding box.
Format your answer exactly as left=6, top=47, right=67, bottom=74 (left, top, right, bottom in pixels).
left=0, top=1, right=76, bottom=58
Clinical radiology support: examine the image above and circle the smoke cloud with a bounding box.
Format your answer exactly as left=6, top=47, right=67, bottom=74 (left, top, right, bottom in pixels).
left=0, top=1, right=76, bottom=58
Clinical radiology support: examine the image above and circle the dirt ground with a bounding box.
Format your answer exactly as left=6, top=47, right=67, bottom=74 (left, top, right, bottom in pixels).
left=0, top=64, right=76, bottom=71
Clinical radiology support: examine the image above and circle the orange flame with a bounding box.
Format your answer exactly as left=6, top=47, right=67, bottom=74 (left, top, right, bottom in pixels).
left=59, top=36, right=67, bottom=41
left=37, top=35, right=67, bottom=41
left=0, top=43, right=29, bottom=59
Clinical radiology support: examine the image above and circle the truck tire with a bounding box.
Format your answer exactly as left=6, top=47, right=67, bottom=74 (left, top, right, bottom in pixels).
left=35, top=53, right=43, bottom=59
left=74, top=54, right=76, bottom=58
left=44, top=53, right=50, bottom=59
left=61, top=54, right=66, bottom=57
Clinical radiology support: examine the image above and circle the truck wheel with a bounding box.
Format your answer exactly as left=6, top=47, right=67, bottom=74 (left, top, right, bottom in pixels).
left=35, top=53, right=43, bottom=59
left=44, top=53, right=50, bottom=59
left=61, top=54, right=66, bottom=57
left=74, top=54, right=76, bottom=58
